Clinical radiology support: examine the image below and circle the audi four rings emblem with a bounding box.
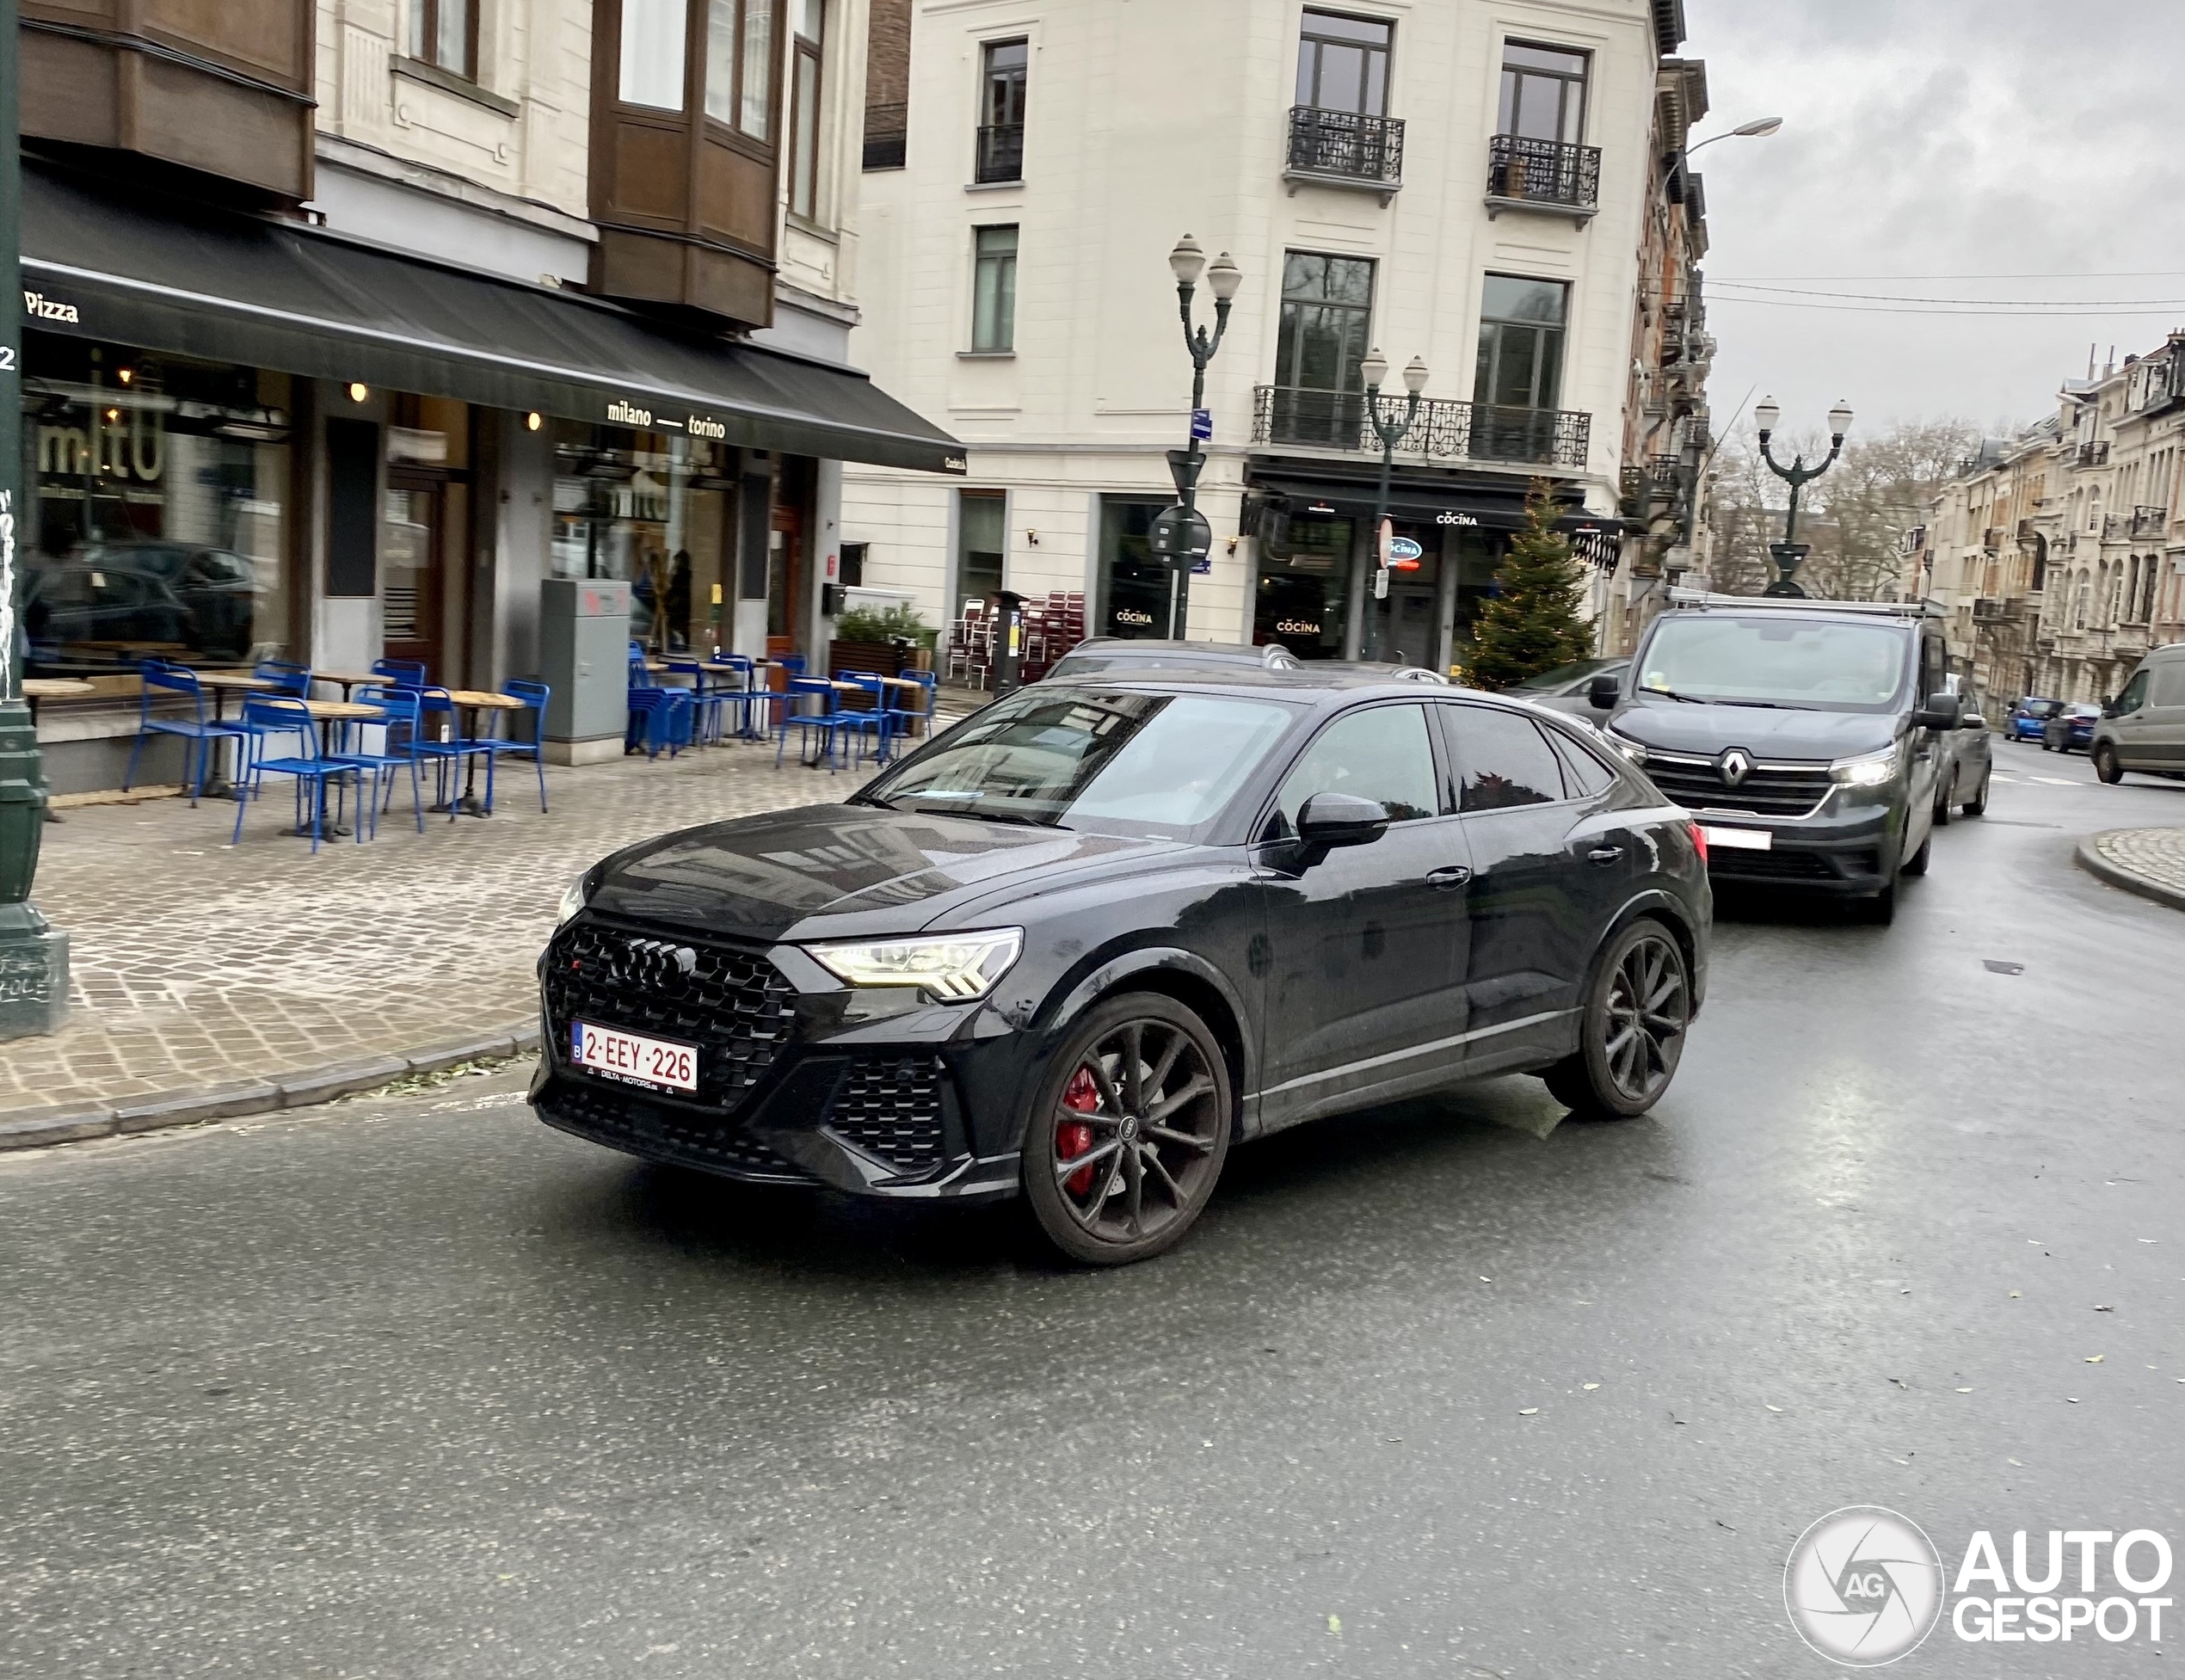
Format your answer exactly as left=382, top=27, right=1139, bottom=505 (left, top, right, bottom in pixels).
left=619, top=938, right=698, bottom=987
left=1719, top=747, right=1753, bottom=787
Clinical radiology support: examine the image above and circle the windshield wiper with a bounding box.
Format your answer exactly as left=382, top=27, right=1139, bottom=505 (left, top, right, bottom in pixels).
left=1639, top=685, right=1708, bottom=704
left=902, top=800, right=1054, bottom=827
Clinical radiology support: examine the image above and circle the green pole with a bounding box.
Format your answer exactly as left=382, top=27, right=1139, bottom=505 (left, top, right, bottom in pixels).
left=0, top=0, right=71, bottom=1038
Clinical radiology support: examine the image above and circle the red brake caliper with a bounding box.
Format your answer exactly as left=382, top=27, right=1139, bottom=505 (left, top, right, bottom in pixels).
left=1059, top=1066, right=1100, bottom=1196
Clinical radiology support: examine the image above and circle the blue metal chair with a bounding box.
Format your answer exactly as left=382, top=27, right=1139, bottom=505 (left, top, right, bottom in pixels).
left=892, top=669, right=939, bottom=757
left=478, top=679, right=551, bottom=812
left=774, top=675, right=855, bottom=772
left=665, top=657, right=729, bottom=747
left=125, top=661, right=249, bottom=807
left=329, top=685, right=427, bottom=836
left=412, top=685, right=497, bottom=817
left=626, top=650, right=692, bottom=758
left=252, top=657, right=313, bottom=698
left=372, top=657, right=427, bottom=687
left=231, top=695, right=354, bottom=852
left=838, top=674, right=897, bottom=768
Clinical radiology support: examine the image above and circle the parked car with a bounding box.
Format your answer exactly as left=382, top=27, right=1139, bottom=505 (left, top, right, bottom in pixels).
left=2006, top=697, right=2061, bottom=742
left=2088, top=643, right=2185, bottom=784
left=1931, top=694, right=1992, bottom=824
left=1595, top=592, right=1961, bottom=923
left=534, top=670, right=1711, bottom=1264
left=2041, top=701, right=2101, bottom=753
left=1041, top=638, right=1298, bottom=681
left=1508, top=657, right=1630, bottom=724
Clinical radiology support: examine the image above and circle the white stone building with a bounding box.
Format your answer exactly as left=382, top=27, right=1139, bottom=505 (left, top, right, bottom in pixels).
left=843, top=0, right=1697, bottom=671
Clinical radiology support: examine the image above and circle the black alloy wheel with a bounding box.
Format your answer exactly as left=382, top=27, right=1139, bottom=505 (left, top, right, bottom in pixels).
left=1933, top=781, right=1953, bottom=827
left=1542, top=920, right=1691, bottom=1119
left=1963, top=766, right=1991, bottom=815
left=1021, top=994, right=1232, bottom=1265
left=2094, top=742, right=2124, bottom=785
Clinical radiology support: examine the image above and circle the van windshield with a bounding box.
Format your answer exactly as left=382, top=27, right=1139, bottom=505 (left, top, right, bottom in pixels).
left=1636, top=616, right=1912, bottom=714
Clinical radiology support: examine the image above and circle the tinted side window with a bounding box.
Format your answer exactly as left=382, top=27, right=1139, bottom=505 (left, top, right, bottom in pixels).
left=2115, top=669, right=2151, bottom=714
left=1273, top=705, right=1441, bottom=834
left=1546, top=728, right=1616, bottom=797
left=1446, top=705, right=1565, bottom=810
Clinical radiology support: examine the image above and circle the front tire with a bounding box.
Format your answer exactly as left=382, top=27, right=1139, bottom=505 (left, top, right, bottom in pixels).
left=1542, top=920, right=1691, bottom=1119
left=1021, top=994, right=1232, bottom=1265
left=2094, top=742, right=2124, bottom=785
left=1903, top=827, right=1931, bottom=877
left=1963, top=767, right=1990, bottom=816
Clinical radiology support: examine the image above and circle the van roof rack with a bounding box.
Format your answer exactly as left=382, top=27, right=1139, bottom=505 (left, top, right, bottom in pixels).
left=1665, top=588, right=1946, bottom=618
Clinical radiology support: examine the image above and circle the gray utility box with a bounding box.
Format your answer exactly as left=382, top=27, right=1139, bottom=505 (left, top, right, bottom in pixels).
left=539, top=578, right=631, bottom=766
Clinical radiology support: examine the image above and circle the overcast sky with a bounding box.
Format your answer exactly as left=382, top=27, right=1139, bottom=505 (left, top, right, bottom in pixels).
left=1685, top=0, right=2185, bottom=441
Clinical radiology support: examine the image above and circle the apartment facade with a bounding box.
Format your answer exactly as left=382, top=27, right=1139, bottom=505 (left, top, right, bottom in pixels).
left=19, top=0, right=956, bottom=788
left=843, top=0, right=1696, bottom=672
left=1911, top=335, right=2185, bottom=713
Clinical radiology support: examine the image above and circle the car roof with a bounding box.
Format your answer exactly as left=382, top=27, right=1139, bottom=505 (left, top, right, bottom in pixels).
left=1034, top=666, right=1543, bottom=710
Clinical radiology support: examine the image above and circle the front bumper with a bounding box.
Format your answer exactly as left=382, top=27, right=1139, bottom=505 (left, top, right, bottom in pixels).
left=530, top=915, right=1031, bottom=1202
left=1693, top=800, right=1902, bottom=895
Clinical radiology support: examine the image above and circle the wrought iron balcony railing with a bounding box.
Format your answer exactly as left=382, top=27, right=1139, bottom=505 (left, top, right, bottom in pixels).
left=2077, top=440, right=2109, bottom=466
left=1284, top=107, right=1405, bottom=190
left=975, top=122, right=1024, bottom=183
left=1252, top=385, right=1591, bottom=470
left=1486, top=134, right=1602, bottom=218
left=863, top=102, right=907, bottom=170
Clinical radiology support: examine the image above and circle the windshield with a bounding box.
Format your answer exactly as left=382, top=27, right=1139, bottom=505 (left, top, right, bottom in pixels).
left=1511, top=657, right=1618, bottom=692
left=1634, top=616, right=1911, bottom=713
left=862, top=689, right=1299, bottom=838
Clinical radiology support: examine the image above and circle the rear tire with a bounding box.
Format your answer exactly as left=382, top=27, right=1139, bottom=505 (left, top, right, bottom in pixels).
left=2094, top=743, right=2124, bottom=785
left=1020, top=993, right=1232, bottom=1266
left=1541, top=920, right=1691, bottom=1119
left=1933, top=784, right=1953, bottom=826
left=1963, top=767, right=1990, bottom=816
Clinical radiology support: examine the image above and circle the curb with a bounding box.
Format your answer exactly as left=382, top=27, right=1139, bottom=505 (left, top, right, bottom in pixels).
left=0, top=1019, right=542, bottom=1154
left=2074, top=831, right=2185, bottom=913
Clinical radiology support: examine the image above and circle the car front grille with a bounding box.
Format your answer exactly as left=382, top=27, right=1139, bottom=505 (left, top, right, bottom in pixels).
left=542, top=919, right=797, bottom=1111
left=823, top=1054, right=950, bottom=1174
left=539, top=1074, right=816, bottom=1181
left=1644, top=752, right=1834, bottom=817
left=1707, top=848, right=1847, bottom=882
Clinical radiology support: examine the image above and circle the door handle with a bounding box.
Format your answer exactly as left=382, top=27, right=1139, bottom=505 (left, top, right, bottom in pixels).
left=1587, top=845, right=1626, bottom=865
left=1425, top=865, right=1472, bottom=889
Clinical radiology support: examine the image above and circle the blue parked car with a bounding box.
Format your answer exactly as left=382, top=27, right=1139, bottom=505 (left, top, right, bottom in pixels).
left=2007, top=697, right=2061, bottom=742
left=2043, top=701, right=2101, bottom=754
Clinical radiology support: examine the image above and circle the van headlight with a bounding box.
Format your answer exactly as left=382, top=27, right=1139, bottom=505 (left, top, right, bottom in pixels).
left=1830, top=746, right=1900, bottom=787
left=807, top=928, right=1024, bottom=1000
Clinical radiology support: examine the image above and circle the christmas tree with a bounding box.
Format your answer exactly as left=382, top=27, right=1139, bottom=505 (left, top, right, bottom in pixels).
left=1464, top=479, right=1595, bottom=689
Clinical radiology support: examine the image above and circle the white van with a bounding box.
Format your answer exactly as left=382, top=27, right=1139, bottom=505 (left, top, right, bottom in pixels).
left=2090, top=643, right=2185, bottom=783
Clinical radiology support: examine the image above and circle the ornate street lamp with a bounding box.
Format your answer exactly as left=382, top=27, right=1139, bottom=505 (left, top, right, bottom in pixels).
left=1360, top=348, right=1428, bottom=658
left=1753, top=397, right=1853, bottom=596
left=1160, top=235, right=1242, bottom=638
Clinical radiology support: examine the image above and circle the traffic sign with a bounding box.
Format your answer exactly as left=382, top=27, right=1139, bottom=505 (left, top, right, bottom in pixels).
left=1190, top=408, right=1213, bottom=440
left=1166, top=448, right=1203, bottom=498
left=1148, top=504, right=1213, bottom=567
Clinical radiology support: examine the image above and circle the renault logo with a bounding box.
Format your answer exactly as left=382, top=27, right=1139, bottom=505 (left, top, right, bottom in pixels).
left=1718, top=748, right=1753, bottom=787
left=616, top=938, right=698, bottom=989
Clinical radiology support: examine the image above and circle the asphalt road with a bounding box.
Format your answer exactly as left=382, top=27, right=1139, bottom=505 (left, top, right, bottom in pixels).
left=4, top=743, right=2183, bottom=1678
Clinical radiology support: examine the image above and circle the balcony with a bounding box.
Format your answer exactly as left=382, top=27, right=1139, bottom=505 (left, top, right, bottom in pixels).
left=2133, top=505, right=2169, bottom=539
left=1283, top=108, right=1405, bottom=200
left=1253, top=386, right=1591, bottom=471
left=2102, top=513, right=2130, bottom=542
left=2077, top=440, right=2110, bottom=467
left=1485, top=135, right=1603, bottom=225
left=975, top=122, right=1023, bottom=184
left=863, top=102, right=908, bottom=170
left=1981, top=526, right=2005, bottom=551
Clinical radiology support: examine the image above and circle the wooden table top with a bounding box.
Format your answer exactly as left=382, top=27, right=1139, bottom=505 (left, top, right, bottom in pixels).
left=24, top=678, right=98, bottom=698
left=314, top=670, right=387, bottom=686
left=65, top=640, right=188, bottom=653
left=440, top=689, right=526, bottom=709
left=193, top=672, right=277, bottom=690
left=299, top=698, right=387, bottom=721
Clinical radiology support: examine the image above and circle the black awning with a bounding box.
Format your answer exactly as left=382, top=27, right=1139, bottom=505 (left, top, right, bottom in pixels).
left=21, top=158, right=964, bottom=475
left=1246, top=464, right=1611, bottom=532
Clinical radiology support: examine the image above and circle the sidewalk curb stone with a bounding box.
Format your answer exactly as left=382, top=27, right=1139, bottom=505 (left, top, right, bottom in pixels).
left=114, top=1081, right=280, bottom=1134
left=275, top=1055, right=414, bottom=1110
left=2074, top=830, right=2185, bottom=913
left=0, top=1107, right=119, bottom=1151
left=405, top=1031, right=519, bottom=1074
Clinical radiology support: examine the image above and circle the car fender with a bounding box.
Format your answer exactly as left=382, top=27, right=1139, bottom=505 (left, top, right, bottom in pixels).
left=1597, top=886, right=1708, bottom=1013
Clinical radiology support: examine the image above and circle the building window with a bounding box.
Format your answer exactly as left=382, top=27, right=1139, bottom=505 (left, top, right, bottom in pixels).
left=1474, top=274, right=1568, bottom=409
left=956, top=490, right=1006, bottom=610
left=622, top=0, right=687, bottom=109
left=1295, top=10, right=1392, bottom=114
left=410, top=0, right=476, bottom=77
left=1499, top=41, right=1587, bottom=143
left=971, top=225, right=1019, bottom=352
left=977, top=39, right=1028, bottom=182
left=1270, top=251, right=1374, bottom=445
left=702, top=0, right=777, bottom=139
left=788, top=0, right=823, bottom=218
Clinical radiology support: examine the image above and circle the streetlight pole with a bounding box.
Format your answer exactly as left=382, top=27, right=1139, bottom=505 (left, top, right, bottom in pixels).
left=0, top=0, right=70, bottom=1038
left=1165, top=235, right=1240, bottom=640
left=1752, top=397, right=1854, bottom=597
left=1358, top=348, right=1427, bottom=660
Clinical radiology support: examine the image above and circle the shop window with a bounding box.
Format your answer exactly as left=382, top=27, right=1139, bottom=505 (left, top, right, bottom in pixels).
left=551, top=422, right=736, bottom=654
left=956, top=491, right=1006, bottom=610
left=22, top=340, right=292, bottom=675
left=1254, top=513, right=1352, bottom=657
left=1097, top=498, right=1175, bottom=640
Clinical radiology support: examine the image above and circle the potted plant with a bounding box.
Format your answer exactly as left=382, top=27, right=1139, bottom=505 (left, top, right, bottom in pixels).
left=829, top=603, right=935, bottom=676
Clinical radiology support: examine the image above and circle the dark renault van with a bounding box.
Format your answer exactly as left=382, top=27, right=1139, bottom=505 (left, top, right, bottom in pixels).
left=1591, top=592, right=1961, bottom=923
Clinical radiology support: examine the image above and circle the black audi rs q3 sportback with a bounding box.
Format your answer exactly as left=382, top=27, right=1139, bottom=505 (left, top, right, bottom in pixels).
left=533, top=671, right=1711, bottom=1264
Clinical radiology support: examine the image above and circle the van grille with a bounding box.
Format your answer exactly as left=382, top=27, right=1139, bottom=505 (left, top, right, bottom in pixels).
left=1644, top=750, right=1833, bottom=817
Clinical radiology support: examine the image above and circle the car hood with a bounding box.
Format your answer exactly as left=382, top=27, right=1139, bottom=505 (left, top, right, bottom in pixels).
left=585, top=803, right=1187, bottom=941
left=1607, top=698, right=1900, bottom=760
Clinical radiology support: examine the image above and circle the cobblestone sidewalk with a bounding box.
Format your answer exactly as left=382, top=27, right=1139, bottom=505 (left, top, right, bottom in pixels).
left=2077, top=828, right=2185, bottom=911
left=2, top=737, right=885, bottom=1135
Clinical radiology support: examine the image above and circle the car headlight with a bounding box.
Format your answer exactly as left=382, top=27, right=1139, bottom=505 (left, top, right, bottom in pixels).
left=1830, top=745, right=1900, bottom=787
left=807, top=928, right=1024, bottom=1000
left=556, top=873, right=594, bottom=926
left=1605, top=730, right=1649, bottom=766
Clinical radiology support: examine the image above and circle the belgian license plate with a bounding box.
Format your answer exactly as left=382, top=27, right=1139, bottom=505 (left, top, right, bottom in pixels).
left=570, top=1020, right=699, bottom=1092
left=1702, top=824, right=1772, bottom=852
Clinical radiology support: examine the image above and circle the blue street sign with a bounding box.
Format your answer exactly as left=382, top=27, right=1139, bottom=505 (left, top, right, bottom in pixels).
left=1190, top=408, right=1213, bottom=440
left=1191, top=555, right=1213, bottom=575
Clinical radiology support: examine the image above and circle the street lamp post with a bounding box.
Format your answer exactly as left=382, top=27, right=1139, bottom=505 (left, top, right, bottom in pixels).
left=1163, top=235, right=1241, bottom=640
left=0, top=0, right=71, bottom=1038
left=1683, top=115, right=1785, bottom=158
left=1358, top=348, right=1428, bottom=660
left=1752, top=397, right=1854, bottom=597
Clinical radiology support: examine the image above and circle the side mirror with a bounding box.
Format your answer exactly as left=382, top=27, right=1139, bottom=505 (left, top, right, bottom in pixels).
left=1912, top=691, right=1959, bottom=730
left=1587, top=672, right=1622, bottom=711
left=1959, top=708, right=1986, bottom=730
left=1296, top=791, right=1390, bottom=851
left=2100, top=694, right=2118, bottom=717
